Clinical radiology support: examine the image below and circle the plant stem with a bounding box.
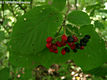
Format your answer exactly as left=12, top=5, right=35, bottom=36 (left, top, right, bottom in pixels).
left=66, top=27, right=75, bottom=34
left=30, top=0, right=33, bottom=9
left=18, top=4, right=26, bottom=13
left=55, top=0, right=71, bottom=37
left=74, top=0, right=78, bottom=10
left=1, top=0, right=10, bottom=34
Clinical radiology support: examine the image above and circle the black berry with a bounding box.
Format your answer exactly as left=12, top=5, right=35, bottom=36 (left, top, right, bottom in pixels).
left=80, top=42, right=87, bottom=46
left=67, top=36, right=74, bottom=42
left=64, top=47, right=70, bottom=53
left=80, top=39, right=88, bottom=43
left=84, top=35, right=91, bottom=39
left=75, top=43, right=81, bottom=49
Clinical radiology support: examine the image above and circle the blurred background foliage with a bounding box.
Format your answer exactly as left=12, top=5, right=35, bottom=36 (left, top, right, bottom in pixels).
left=0, top=0, right=107, bottom=80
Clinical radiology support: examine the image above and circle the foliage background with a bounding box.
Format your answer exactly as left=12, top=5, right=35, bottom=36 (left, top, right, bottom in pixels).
left=0, top=0, right=107, bottom=80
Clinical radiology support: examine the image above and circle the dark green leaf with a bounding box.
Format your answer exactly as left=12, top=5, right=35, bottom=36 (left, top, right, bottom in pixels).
left=11, top=5, right=62, bottom=56
left=68, top=10, right=91, bottom=26
left=0, top=31, right=5, bottom=42
left=66, top=24, right=79, bottom=35
left=0, top=68, right=9, bottom=80
left=94, top=20, right=105, bottom=29
left=52, top=0, right=66, bottom=11
left=98, top=10, right=107, bottom=13
left=84, top=64, right=107, bottom=76
left=86, top=3, right=101, bottom=12
left=33, top=48, right=73, bottom=68
left=10, top=5, right=63, bottom=79
left=71, top=25, right=106, bottom=71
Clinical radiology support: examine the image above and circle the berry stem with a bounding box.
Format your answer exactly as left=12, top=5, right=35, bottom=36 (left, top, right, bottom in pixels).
left=54, top=35, right=62, bottom=41
left=55, top=0, right=71, bottom=37
left=66, top=27, right=75, bottom=34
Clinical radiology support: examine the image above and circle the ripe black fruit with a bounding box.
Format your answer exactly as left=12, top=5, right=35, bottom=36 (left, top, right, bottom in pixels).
left=84, top=35, right=91, bottom=39
left=64, top=47, right=70, bottom=53
left=80, top=42, right=87, bottom=46
left=67, top=36, right=74, bottom=42
left=81, top=38, right=89, bottom=43
left=75, top=43, right=81, bottom=49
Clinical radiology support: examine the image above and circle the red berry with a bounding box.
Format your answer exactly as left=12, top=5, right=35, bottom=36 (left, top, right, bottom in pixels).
left=49, top=48, right=54, bottom=52
left=80, top=46, right=84, bottom=50
left=52, top=44, right=57, bottom=50
left=46, top=37, right=53, bottom=43
left=46, top=43, right=52, bottom=48
left=61, top=41, right=66, bottom=46
left=53, top=50, right=58, bottom=53
left=72, top=35, right=78, bottom=42
left=70, top=44, right=76, bottom=50
left=61, top=48, right=66, bottom=55
left=56, top=41, right=62, bottom=47
left=68, top=42, right=74, bottom=47
left=62, top=34, right=67, bottom=41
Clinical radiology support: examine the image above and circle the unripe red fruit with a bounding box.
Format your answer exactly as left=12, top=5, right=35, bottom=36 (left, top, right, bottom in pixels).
left=72, top=35, right=78, bottom=42
left=49, top=48, right=54, bottom=52
left=70, top=44, right=76, bottom=50
left=53, top=50, right=58, bottom=53
left=61, top=41, right=66, bottom=46
left=46, top=43, right=52, bottom=48
left=61, top=48, right=66, bottom=55
left=46, top=37, right=53, bottom=43
left=62, top=34, right=67, bottom=41
left=80, top=46, right=84, bottom=50
left=56, top=41, right=62, bottom=47
left=52, top=44, right=57, bottom=50
left=68, top=42, right=74, bottom=47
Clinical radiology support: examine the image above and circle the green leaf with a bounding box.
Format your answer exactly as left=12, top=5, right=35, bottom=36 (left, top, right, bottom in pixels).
left=52, top=0, right=66, bottom=11
left=66, top=24, right=79, bottom=35
left=86, top=3, right=101, bottom=12
left=3, top=19, right=11, bottom=26
left=0, top=44, right=7, bottom=58
left=85, top=64, right=107, bottom=76
left=67, top=10, right=91, bottom=26
left=10, top=5, right=63, bottom=79
left=71, top=25, right=106, bottom=71
left=98, top=10, right=107, bottom=13
left=92, top=76, right=103, bottom=80
left=11, top=5, right=62, bottom=56
left=33, top=47, right=74, bottom=68
left=0, top=31, right=5, bottom=42
left=94, top=20, right=105, bottom=29
left=0, top=68, right=9, bottom=80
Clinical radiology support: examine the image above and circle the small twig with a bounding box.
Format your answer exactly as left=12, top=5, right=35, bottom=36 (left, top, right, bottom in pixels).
left=9, top=4, right=16, bottom=17
left=66, top=27, right=75, bottom=34
left=55, top=0, right=71, bottom=37
left=18, top=4, right=26, bottom=13
left=1, top=0, right=10, bottom=34
left=75, top=0, right=77, bottom=10
left=30, top=0, right=33, bottom=9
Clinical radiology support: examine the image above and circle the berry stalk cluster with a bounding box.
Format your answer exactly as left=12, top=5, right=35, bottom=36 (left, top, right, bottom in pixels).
left=46, top=34, right=91, bottom=55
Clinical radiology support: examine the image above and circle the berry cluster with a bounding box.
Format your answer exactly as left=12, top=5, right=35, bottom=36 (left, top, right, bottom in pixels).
left=46, top=34, right=91, bottom=55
